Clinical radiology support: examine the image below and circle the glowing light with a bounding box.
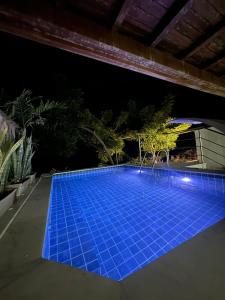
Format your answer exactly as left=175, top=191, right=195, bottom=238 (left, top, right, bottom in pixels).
left=134, top=169, right=144, bottom=173
left=182, top=177, right=191, bottom=182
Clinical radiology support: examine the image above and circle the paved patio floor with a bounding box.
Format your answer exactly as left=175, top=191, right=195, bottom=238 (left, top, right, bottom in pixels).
left=0, top=176, right=225, bottom=300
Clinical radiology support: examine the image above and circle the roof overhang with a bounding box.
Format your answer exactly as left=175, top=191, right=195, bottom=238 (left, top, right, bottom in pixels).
left=0, top=2, right=225, bottom=97
left=170, top=118, right=225, bottom=133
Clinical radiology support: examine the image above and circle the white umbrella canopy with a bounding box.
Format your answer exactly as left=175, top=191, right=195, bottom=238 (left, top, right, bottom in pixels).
left=0, top=109, right=18, bottom=139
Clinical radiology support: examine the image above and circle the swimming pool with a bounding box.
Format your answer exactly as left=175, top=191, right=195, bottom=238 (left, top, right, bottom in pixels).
left=42, top=165, right=225, bottom=281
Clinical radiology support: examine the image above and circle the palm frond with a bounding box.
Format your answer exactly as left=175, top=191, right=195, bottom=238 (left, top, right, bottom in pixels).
left=12, top=89, right=33, bottom=128
left=3, top=89, right=65, bottom=130
left=34, top=100, right=65, bottom=115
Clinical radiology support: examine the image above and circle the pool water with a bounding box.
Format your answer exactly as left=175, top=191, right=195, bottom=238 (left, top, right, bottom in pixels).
left=42, top=166, right=225, bottom=281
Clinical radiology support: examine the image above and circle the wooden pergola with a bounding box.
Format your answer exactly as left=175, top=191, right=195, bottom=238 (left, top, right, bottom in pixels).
left=1, top=0, right=225, bottom=96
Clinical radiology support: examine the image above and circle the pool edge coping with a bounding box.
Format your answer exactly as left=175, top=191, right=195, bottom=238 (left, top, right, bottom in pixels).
left=52, top=163, right=225, bottom=178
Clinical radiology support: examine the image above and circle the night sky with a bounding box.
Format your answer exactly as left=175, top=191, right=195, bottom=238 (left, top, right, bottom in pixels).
left=1, top=31, right=225, bottom=120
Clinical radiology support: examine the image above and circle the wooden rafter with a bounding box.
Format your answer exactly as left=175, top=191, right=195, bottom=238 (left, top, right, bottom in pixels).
left=201, top=50, right=225, bottom=69
left=113, top=0, right=134, bottom=30
left=150, top=0, right=192, bottom=47
left=0, top=4, right=225, bottom=97
left=218, top=70, right=225, bottom=77
left=178, top=20, right=225, bottom=59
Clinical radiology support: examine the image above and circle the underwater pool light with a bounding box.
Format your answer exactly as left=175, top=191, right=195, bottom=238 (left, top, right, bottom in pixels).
left=182, top=177, right=191, bottom=182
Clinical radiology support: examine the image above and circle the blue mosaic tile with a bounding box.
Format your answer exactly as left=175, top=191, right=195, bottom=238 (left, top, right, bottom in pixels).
left=42, top=166, right=225, bottom=281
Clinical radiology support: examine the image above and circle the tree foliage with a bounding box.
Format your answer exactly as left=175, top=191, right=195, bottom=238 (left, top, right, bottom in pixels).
left=4, top=89, right=65, bottom=130
left=142, top=122, right=191, bottom=164
left=34, top=89, right=83, bottom=159
left=138, top=96, right=190, bottom=164
left=79, top=108, right=127, bottom=165
left=0, top=88, right=192, bottom=172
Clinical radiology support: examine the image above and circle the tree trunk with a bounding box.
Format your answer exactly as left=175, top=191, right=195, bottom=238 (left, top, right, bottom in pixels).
left=115, top=151, right=118, bottom=165
left=81, top=127, right=114, bottom=165
left=138, top=135, right=142, bottom=164
left=166, top=150, right=170, bottom=166
left=152, top=152, right=156, bottom=168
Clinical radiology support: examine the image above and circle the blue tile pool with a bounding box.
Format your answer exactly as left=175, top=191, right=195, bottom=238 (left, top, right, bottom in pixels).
left=42, top=166, right=225, bottom=281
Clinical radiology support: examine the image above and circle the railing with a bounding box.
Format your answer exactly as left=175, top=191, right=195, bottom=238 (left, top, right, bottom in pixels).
left=206, top=127, right=225, bottom=137
left=174, top=145, right=225, bottom=169
left=170, top=146, right=225, bottom=169
left=200, top=153, right=225, bottom=168
left=195, top=129, right=225, bottom=169
left=200, top=144, right=225, bottom=159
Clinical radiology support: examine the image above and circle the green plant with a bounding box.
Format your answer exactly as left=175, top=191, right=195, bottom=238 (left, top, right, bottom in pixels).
left=0, top=127, right=24, bottom=195
left=80, top=109, right=128, bottom=165
left=0, top=109, right=17, bottom=139
left=1, top=89, right=65, bottom=177
left=4, top=89, right=65, bottom=130
left=11, top=135, right=34, bottom=183
left=122, top=96, right=175, bottom=164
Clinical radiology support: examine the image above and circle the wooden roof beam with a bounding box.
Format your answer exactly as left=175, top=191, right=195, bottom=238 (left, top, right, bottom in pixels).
left=201, top=50, right=225, bottom=69
left=113, top=0, right=135, bottom=30
left=0, top=4, right=225, bottom=97
left=217, top=70, right=225, bottom=77
left=150, top=0, right=192, bottom=47
left=178, top=19, right=225, bottom=59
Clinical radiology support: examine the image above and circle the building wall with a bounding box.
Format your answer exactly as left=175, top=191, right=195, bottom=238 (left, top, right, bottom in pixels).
left=195, top=127, right=225, bottom=170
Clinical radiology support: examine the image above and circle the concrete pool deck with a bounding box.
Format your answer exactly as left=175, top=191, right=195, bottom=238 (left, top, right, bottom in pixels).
left=0, top=175, right=225, bottom=300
